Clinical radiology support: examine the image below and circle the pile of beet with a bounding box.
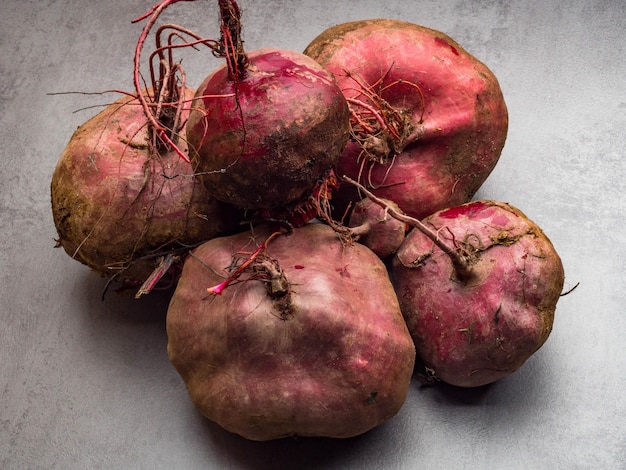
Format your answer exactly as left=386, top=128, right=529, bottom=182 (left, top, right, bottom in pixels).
left=50, top=0, right=566, bottom=441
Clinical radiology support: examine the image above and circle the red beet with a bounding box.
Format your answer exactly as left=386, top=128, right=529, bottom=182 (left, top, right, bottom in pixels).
left=186, top=1, right=350, bottom=217
left=51, top=2, right=248, bottom=293
left=51, top=88, right=241, bottom=287
left=348, top=197, right=407, bottom=259
left=166, top=223, right=415, bottom=440
left=390, top=200, right=565, bottom=387
left=304, top=19, right=508, bottom=219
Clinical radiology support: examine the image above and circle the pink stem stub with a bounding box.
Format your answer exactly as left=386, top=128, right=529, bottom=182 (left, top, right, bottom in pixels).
left=206, top=242, right=265, bottom=295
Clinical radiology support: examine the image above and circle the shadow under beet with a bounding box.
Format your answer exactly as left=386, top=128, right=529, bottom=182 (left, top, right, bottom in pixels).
left=194, top=408, right=402, bottom=470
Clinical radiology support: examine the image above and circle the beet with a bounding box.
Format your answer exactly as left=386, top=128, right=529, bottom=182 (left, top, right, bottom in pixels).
left=50, top=2, right=255, bottom=292
left=304, top=19, right=508, bottom=220
left=166, top=223, right=415, bottom=440
left=348, top=197, right=407, bottom=259
left=51, top=89, right=241, bottom=285
left=390, top=200, right=565, bottom=387
left=186, top=1, right=350, bottom=217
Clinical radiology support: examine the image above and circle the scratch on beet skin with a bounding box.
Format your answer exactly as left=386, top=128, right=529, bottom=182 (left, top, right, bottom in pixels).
left=435, top=36, right=459, bottom=56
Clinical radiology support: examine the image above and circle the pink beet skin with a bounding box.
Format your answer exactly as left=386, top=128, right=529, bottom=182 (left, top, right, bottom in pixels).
left=391, top=201, right=565, bottom=387
left=304, top=20, right=509, bottom=219
left=187, top=48, right=350, bottom=211
left=166, top=223, right=415, bottom=440
left=51, top=89, right=241, bottom=282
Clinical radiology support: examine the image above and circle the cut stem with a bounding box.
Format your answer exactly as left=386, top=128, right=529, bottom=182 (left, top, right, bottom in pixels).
left=341, top=175, right=473, bottom=280
left=206, top=230, right=284, bottom=295
left=206, top=243, right=264, bottom=295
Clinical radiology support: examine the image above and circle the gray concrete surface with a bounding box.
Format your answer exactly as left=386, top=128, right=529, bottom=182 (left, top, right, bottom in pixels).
left=1, top=1, right=625, bottom=468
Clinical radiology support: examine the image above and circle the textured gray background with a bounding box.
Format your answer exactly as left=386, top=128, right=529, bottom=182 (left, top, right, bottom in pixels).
left=1, top=1, right=625, bottom=469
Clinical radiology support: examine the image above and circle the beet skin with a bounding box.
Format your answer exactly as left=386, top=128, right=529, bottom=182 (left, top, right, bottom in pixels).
left=305, top=20, right=509, bottom=219
left=187, top=49, right=350, bottom=212
left=51, top=89, right=241, bottom=283
left=391, top=201, right=564, bottom=387
left=166, top=223, right=415, bottom=440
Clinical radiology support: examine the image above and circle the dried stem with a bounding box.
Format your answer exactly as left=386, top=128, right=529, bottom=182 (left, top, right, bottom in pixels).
left=341, top=176, right=473, bottom=280
left=343, top=68, right=423, bottom=164
left=151, top=23, right=221, bottom=99
left=132, top=0, right=195, bottom=162
left=218, top=0, right=248, bottom=81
